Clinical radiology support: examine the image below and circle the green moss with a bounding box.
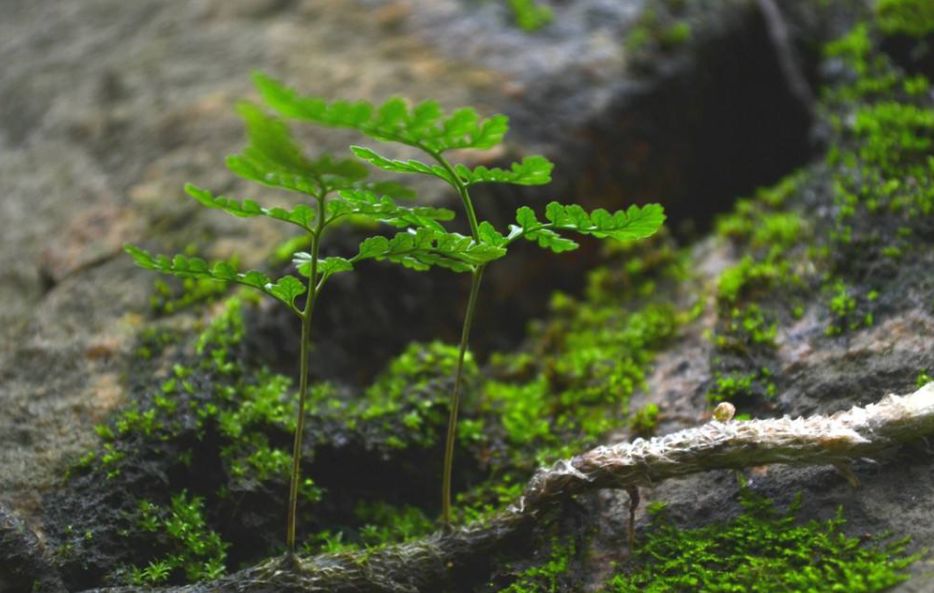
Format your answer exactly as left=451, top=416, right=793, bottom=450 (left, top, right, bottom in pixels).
left=717, top=257, right=784, bottom=305
left=716, top=304, right=777, bottom=349
left=825, top=279, right=875, bottom=336
left=824, top=24, right=872, bottom=71
left=624, top=2, right=692, bottom=55
left=352, top=501, right=435, bottom=547
left=629, top=403, right=660, bottom=438
left=917, top=371, right=933, bottom=387
left=603, top=485, right=918, bottom=592
left=506, top=0, right=553, bottom=32
left=500, top=537, right=575, bottom=593
left=706, top=368, right=775, bottom=406
left=876, top=0, right=934, bottom=38
left=853, top=102, right=934, bottom=171
left=659, top=21, right=692, bottom=49
left=120, top=492, right=227, bottom=585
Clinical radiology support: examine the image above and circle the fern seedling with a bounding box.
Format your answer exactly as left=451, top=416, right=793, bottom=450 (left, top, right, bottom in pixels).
left=124, top=102, right=496, bottom=560
left=254, top=73, right=667, bottom=526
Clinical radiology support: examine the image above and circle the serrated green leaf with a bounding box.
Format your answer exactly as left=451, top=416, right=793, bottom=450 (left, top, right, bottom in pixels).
left=477, top=221, right=508, bottom=248
left=125, top=245, right=305, bottom=310
left=328, top=189, right=454, bottom=231
left=545, top=202, right=666, bottom=241
left=265, top=276, right=307, bottom=308
left=254, top=72, right=510, bottom=153
left=349, top=146, right=453, bottom=185
left=353, top=228, right=506, bottom=272
left=455, top=155, right=554, bottom=186
left=185, top=184, right=316, bottom=229
left=509, top=207, right=579, bottom=253
left=292, top=253, right=354, bottom=278
left=227, top=102, right=370, bottom=196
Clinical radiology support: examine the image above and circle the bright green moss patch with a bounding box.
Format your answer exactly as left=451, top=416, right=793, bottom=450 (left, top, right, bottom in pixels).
left=506, top=0, right=553, bottom=32
left=628, top=402, right=660, bottom=438
left=917, top=371, right=933, bottom=387
left=825, top=279, right=877, bottom=336
left=852, top=102, right=934, bottom=171
left=604, top=488, right=918, bottom=593
left=706, top=368, right=776, bottom=404
left=716, top=304, right=778, bottom=348
left=346, top=340, right=473, bottom=448
left=876, top=0, right=934, bottom=38
left=120, top=493, right=227, bottom=585
left=717, top=257, right=784, bottom=305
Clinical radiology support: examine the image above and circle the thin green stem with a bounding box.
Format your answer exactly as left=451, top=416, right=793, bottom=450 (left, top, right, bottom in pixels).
left=285, top=195, right=326, bottom=560
left=441, top=265, right=485, bottom=527
left=429, top=150, right=487, bottom=528
left=429, top=151, right=480, bottom=239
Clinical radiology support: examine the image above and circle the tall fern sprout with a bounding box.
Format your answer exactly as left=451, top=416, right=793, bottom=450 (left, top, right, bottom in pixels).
left=125, top=103, right=472, bottom=559
left=255, top=73, right=666, bottom=526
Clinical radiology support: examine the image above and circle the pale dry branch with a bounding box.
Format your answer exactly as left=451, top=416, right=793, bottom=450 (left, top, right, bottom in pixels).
left=520, top=383, right=934, bottom=510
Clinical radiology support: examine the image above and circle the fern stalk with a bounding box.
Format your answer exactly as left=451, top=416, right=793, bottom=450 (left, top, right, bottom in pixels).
left=286, top=195, right=325, bottom=558
left=430, top=150, right=485, bottom=527
left=442, top=266, right=484, bottom=526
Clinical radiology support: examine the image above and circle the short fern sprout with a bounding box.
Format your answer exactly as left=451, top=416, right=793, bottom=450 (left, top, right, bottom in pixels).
left=253, top=73, right=666, bottom=526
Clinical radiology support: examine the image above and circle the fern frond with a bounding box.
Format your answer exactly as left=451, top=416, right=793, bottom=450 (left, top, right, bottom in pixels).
left=455, top=155, right=553, bottom=186
left=185, top=184, right=316, bottom=230
left=349, top=146, right=453, bottom=184
left=506, top=202, right=666, bottom=252
left=509, top=207, right=580, bottom=252
left=125, top=245, right=305, bottom=312
left=254, top=73, right=510, bottom=153
left=545, top=202, right=666, bottom=241
left=328, top=189, right=454, bottom=232
left=226, top=103, right=369, bottom=195
left=354, top=228, right=506, bottom=273
left=292, top=253, right=354, bottom=279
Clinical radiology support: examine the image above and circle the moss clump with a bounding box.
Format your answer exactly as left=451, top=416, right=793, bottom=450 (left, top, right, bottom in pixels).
left=628, top=403, right=660, bottom=438
left=603, top=487, right=917, bottom=593
left=624, top=1, right=693, bottom=58
left=706, top=368, right=776, bottom=406
left=875, top=0, right=934, bottom=38
left=506, top=0, right=553, bottom=32
left=343, top=340, right=474, bottom=450
left=119, top=493, right=227, bottom=585
left=498, top=537, right=576, bottom=593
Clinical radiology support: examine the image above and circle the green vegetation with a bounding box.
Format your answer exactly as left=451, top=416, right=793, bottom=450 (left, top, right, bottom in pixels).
left=500, top=538, right=575, bottom=593
left=628, top=403, right=660, bottom=437
left=706, top=369, right=776, bottom=405
left=122, top=493, right=227, bottom=585
left=625, top=6, right=693, bottom=54
left=255, top=72, right=665, bottom=525
left=506, top=0, right=553, bottom=32
left=875, top=0, right=934, bottom=38
left=603, top=485, right=917, bottom=592
left=917, top=371, right=933, bottom=387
